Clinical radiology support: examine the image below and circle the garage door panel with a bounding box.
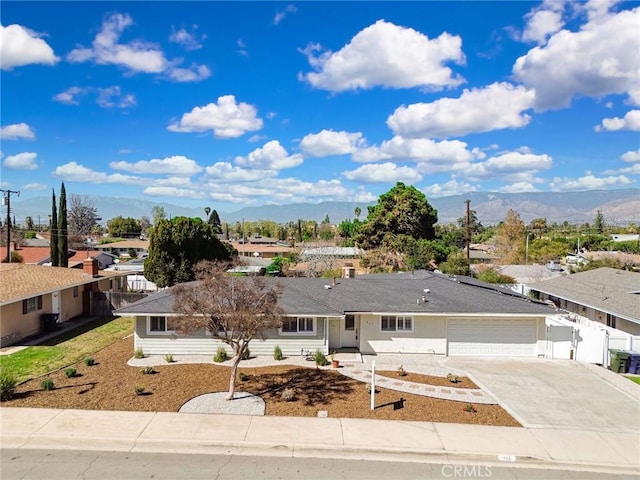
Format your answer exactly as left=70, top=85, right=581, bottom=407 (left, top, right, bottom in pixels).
left=448, top=318, right=537, bottom=357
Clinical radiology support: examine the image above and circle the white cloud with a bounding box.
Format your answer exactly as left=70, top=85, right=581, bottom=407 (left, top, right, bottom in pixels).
left=169, top=26, right=204, bottom=50
left=521, top=2, right=566, bottom=45
left=234, top=140, right=303, bottom=170
left=342, top=162, right=422, bottom=184
left=300, top=130, right=365, bottom=157
left=604, top=163, right=640, bottom=175
left=497, top=181, right=540, bottom=193
left=53, top=161, right=144, bottom=184
left=66, top=13, right=210, bottom=82
left=21, top=182, right=47, bottom=191
left=353, top=137, right=475, bottom=171
left=595, top=110, right=640, bottom=132
left=97, top=86, right=136, bottom=108
left=53, top=86, right=88, bottom=105
left=621, top=149, right=640, bottom=163
left=3, top=152, right=38, bottom=170
left=387, top=82, right=535, bottom=139
left=422, top=179, right=477, bottom=197
left=204, top=162, right=276, bottom=182
left=550, top=173, right=635, bottom=191
left=0, top=123, right=35, bottom=140
left=274, top=5, right=297, bottom=25
left=464, top=150, right=553, bottom=180
left=109, top=155, right=202, bottom=175
left=168, top=95, right=263, bottom=138
left=513, top=6, right=640, bottom=110
left=143, top=186, right=206, bottom=199
left=0, top=23, right=59, bottom=70
left=300, top=19, right=465, bottom=92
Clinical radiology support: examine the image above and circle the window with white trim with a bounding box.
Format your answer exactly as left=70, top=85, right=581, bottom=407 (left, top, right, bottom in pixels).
left=280, top=317, right=315, bottom=335
left=149, top=316, right=175, bottom=334
left=380, top=315, right=413, bottom=333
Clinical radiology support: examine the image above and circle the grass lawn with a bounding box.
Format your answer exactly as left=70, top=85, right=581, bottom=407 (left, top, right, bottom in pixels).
left=626, top=375, right=640, bottom=385
left=0, top=316, right=133, bottom=383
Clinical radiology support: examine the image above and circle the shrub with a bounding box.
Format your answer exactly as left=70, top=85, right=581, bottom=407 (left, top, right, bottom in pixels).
left=397, top=365, right=407, bottom=377
left=447, top=373, right=460, bottom=384
left=241, top=347, right=250, bottom=360
left=314, top=350, right=328, bottom=366
left=463, top=403, right=477, bottom=413
left=164, top=353, right=174, bottom=363
left=84, top=357, right=95, bottom=366
left=141, top=366, right=155, bottom=375
left=134, top=384, right=146, bottom=395
left=239, top=372, right=249, bottom=382
left=273, top=345, right=283, bottom=361
left=281, top=387, right=296, bottom=402
left=0, top=371, right=17, bottom=401
left=41, top=378, right=55, bottom=391
left=214, top=346, right=227, bottom=363
left=64, top=367, right=77, bottom=378
left=134, top=348, right=144, bottom=359
left=366, top=383, right=379, bottom=394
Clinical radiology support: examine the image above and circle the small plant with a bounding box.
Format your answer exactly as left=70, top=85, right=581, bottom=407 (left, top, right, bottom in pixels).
left=0, top=371, right=17, bottom=401
left=281, top=387, right=296, bottom=402
left=366, top=383, right=379, bottom=394
left=239, top=372, right=250, bottom=382
left=241, top=347, right=250, bottom=360
left=314, top=349, right=328, bottom=366
left=64, top=367, right=77, bottom=378
left=134, top=348, right=145, bottom=359
left=397, top=365, right=407, bottom=377
left=214, top=346, right=227, bottom=363
left=41, top=378, right=55, bottom=391
left=447, top=373, right=460, bottom=383
left=463, top=403, right=477, bottom=413
left=134, top=384, right=146, bottom=395
left=273, top=345, right=283, bottom=361
left=141, top=366, right=155, bottom=375
left=84, top=357, right=95, bottom=366
left=164, top=353, right=174, bottom=363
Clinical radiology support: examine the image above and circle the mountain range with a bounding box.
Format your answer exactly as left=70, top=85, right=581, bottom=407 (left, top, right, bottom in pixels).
left=11, top=188, right=639, bottom=227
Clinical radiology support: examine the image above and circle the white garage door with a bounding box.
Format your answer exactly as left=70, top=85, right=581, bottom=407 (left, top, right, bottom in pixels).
left=447, top=318, right=537, bottom=357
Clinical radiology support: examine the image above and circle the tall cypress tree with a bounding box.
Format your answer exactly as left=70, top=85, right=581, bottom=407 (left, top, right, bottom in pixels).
left=50, top=189, right=59, bottom=267
left=58, top=182, right=68, bottom=267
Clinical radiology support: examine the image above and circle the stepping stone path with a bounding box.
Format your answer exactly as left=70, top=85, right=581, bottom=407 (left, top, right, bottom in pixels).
left=338, top=367, right=497, bottom=405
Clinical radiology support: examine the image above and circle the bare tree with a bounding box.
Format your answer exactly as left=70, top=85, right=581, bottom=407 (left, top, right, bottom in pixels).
left=173, top=260, right=284, bottom=400
left=68, top=194, right=100, bottom=248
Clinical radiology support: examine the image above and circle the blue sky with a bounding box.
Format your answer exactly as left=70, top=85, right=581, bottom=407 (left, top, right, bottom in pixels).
left=1, top=1, right=639, bottom=212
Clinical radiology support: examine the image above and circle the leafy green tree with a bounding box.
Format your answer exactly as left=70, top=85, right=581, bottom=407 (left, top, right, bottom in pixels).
left=58, top=182, right=68, bottom=267
left=208, top=209, right=223, bottom=234
left=356, top=182, right=438, bottom=250
left=144, top=217, right=234, bottom=287
left=151, top=206, right=167, bottom=225
left=494, top=209, right=525, bottom=264
left=439, top=250, right=469, bottom=276
left=475, top=267, right=516, bottom=284
left=594, top=210, right=606, bottom=234
left=107, top=216, right=142, bottom=238
left=50, top=189, right=59, bottom=266
left=354, top=206, right=361, bottom=220
left=25, top=216, right=35, bottom=231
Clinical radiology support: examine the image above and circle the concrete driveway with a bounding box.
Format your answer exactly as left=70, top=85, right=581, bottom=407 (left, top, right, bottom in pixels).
left=445, top=357, right=640, bottom=433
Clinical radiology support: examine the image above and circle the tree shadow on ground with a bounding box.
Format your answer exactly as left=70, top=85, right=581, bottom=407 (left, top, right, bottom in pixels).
left=246, top=367, right=355, bottom=407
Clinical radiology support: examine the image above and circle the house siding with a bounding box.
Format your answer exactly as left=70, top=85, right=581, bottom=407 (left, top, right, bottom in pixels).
left=359, top=314, right=447, bottom=354
left=133, top=316, right=327, bottom=356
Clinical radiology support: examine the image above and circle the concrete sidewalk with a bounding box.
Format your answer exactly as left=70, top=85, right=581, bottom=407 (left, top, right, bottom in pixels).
left=1, top=407, right=638, bottom=476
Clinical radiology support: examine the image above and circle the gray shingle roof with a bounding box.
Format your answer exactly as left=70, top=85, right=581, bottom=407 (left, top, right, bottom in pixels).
left=528, top=267, right=640, bottom=323
left=116, top=271, right=553, bottom=317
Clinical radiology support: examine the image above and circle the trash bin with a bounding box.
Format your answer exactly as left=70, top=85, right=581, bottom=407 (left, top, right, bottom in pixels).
left=609, top=349, right=630, bottom=373
left=40, top=313, right=59, bottom=333
left=627, top=352, right=640, bottom=375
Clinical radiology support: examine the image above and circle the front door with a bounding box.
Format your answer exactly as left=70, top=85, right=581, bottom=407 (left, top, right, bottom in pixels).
left=342, top=315, right=358, bottom=348
left=52, top=291, right=60, bottom=315
left=328, top=318, right=341, bottom=350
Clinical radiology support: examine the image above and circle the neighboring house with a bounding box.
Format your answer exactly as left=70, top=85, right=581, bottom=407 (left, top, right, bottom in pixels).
left=95, top=240, right=149, bottom=258
left=611, top=234, right=640, bottom=243
left=9, top=245, right=116, bottom=269
left=115, top=269, right=556, bottom=358
left=0, top=259, right=128, bottom=346
left=232, top=242, right=295, bottom=259
left=528, top=267, right=640, bottom=335
left=300, top=246, right=364, bottom=257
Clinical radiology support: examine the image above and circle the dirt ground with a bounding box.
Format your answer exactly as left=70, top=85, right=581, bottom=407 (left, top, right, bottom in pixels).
left=5, top=336, right=520, bottom=426
left=376, top=371, right=479, bottom=389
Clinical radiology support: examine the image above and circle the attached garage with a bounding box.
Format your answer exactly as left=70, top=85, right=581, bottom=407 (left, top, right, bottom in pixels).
left=447, top=318, right=538, bottom=357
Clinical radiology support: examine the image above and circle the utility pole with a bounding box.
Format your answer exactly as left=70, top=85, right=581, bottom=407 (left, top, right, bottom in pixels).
left=1, top=189, right=20, bottom=263
left=465, top=199, right=471, bottom=263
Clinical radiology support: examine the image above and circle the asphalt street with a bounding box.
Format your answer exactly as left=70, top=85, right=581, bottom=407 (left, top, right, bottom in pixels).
left=2, top=449, right=637, bottom=480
